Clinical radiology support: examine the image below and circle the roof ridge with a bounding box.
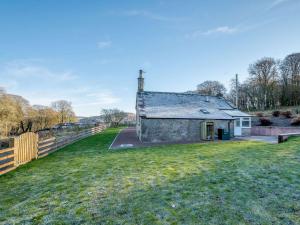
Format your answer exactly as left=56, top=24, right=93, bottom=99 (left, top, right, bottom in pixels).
left=140, top=91, right=221, bottom=98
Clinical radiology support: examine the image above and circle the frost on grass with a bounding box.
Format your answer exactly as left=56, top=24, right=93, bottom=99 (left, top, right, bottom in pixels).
left=0, top=128, right=300, bottom=224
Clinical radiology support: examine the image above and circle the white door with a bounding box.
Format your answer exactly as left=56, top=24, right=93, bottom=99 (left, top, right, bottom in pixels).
left=234, top=118, right=242, bottom=136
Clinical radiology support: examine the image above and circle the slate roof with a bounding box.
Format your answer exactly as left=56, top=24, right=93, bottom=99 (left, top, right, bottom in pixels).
left=136, top=91, right=250, bottom=120
left=222, top=110, right=252, bottom=117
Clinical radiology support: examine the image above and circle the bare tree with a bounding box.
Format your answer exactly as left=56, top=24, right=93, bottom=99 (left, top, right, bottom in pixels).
left=248, top=57, right=279, bottom=110
left=32, top=105, right=59, bottom=131
left=101, top=108, right=127, bottom=127
left=51, top=100, right=76, bottom=124
left=227, top=53, right=300, bottom=111
left=280, top=53, right=300, bottom=106
left=196, top=81, right=227, bottom=96
left=0, top=93, right=24, bottom=137
left=0, top=90, right=77, bottom=137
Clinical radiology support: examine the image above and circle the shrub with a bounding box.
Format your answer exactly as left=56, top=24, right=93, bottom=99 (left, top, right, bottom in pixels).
left=281, top=111, right=292, bottom=118
left=256, top=112, right=264, bottom=117
left=259, top=117, right=272, bottom=126
left=294, top=108, right=300, bottom=114
left=291, top=117, right=300, bottom=126
left=272, top=110, right=280, bottom=117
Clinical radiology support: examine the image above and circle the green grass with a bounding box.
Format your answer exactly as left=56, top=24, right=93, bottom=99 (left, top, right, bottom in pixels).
left=1, top=128, right=300, bottom=224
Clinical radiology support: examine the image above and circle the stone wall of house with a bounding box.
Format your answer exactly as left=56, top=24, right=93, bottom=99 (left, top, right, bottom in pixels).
left=135, top=94, right=142, bottom=140
left=140, top=118, right=233, bottom=143
left=136, top=116, right=142, bottom=140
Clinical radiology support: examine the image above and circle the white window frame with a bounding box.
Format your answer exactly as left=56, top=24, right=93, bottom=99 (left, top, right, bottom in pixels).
left=235, top=119, right=241, bottom=127
left=241, top=117, right=251, bottom=128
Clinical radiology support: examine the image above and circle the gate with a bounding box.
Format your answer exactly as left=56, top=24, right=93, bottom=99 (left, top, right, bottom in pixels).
left=15, top=132, right=38, bottom=166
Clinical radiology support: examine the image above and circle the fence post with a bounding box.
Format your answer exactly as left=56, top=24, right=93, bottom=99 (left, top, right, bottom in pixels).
left=13, top=137, right=18, bottom=167
left=35, top=134, right=39, bottom=159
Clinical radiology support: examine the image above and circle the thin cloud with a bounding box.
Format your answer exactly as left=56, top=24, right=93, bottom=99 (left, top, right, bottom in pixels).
left=97, top=41, right=112, bottom=49
left=203, top=26, right=237, bottom=35
left=186, top=17, right=278, bottom=39
left=0, top=80, right=18, bottom=90
left=85, top=91, right=120, bottom=105
left=269, top=0, right=290, bottom=9
left=118, top=10, right=187, bottom=22
left=59, top=72, right=78, bottom=81
left=98, top=59, right=112, bottom=65
left=72, top=89, right=122, bottom=116
left=6, top=87, right=121, bottom=115
left=238, top=18, right=277, bottom=32
left=186, top=26, right=237, bottom=39
left=0, top=60, right=121, bottom=116
left=1, top=61, right=78, bottom=82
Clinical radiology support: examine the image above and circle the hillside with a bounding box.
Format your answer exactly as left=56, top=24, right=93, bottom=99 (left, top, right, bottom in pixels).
left=249, top=107, right=300, bottom=127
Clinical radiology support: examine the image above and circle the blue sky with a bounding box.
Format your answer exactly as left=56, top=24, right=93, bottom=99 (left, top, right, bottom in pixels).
left=0, top=0, right=300, bottom=116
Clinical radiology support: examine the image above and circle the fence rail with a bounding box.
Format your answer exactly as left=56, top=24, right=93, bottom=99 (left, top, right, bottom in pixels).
left=0, top=147, right=15, bottom=175
left=0, top=125, right=106, bottom=175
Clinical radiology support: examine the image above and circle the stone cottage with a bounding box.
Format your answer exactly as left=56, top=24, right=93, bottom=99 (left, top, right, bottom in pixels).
left=136, top=70, right=251, bottom=143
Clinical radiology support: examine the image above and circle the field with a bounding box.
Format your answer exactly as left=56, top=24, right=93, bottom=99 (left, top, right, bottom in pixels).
left=0, top=128, right=300, bottom=224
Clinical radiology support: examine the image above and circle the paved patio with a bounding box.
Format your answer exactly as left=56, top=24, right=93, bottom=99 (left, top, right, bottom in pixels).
left=109, top=127, right=142, bottom=149
left=110, top=128, right=278, bottom=149
left=110, top=127, right=214, bottom=149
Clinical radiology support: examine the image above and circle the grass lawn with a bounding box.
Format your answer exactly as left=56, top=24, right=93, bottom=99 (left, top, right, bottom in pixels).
left=0, top=128, right=300, bottom=224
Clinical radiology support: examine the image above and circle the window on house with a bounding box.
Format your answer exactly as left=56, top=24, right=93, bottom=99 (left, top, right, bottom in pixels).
left=242, top=118, right=250, bottom=127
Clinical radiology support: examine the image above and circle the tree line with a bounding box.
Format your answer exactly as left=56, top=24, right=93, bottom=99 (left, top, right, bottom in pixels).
left=196, top=52, right=300, bottom=111
left=100, top=108, right=128, bottom=127
left=0, top=89, right=76, bottom=138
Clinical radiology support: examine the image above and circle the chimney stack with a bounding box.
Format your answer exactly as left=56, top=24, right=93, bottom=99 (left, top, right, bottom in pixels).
left=138, top=69, right=145, bottom=92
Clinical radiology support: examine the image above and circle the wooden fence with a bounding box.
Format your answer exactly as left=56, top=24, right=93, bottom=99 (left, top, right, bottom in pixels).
left=15, top=132, right=38, bottom=166
left=0, top=125, right=106, bottom=176
left=0, top=147, right=15, bottom=175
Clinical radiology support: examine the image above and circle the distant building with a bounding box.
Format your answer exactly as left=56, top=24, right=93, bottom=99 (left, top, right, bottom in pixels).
left=135, top=71, right=251, bottom=143
left=120, top=113, right=136, bottom=126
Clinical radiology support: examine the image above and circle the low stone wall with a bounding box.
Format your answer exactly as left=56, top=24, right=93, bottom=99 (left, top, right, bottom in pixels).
left=251, top=126, right=300, bottom=136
